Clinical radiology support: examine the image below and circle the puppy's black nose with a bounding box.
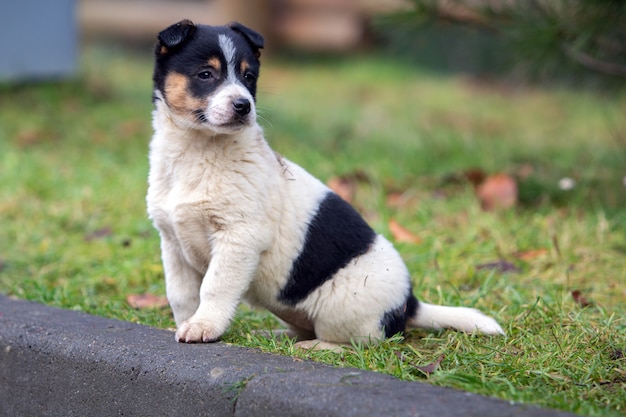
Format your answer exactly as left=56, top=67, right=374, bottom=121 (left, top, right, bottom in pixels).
left=233, top=98, right=251, bottom=116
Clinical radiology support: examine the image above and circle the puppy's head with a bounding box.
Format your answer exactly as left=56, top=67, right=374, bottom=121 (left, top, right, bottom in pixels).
left=153, top=20, right=264, bottom=134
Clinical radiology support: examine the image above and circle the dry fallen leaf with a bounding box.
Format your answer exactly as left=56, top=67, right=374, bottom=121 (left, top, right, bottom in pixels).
left=388, top=219, right=422, bottom=244
left=571, top=290, right=593, bottom=308
left=327, top=176, right=356, bottom=203
left=516, top=163, right=534, bottom=180
left=609, top=349, right=624, bottom=361
left=84, top=227, right=113, bottom=241
left=16, top=128, right=59, bottom=148
left=386, top=191, right=418, bottom=209
left=476, top=173, right=518, bottom=211
left=476, top=260, right=520, bottom=274
left=462, top=168, right=487, bottom=186
left=127, top=293, right=169, bottom=309
left=514, top=248, right=549, bottom=261
left=415, top=354, right=445, bottom=375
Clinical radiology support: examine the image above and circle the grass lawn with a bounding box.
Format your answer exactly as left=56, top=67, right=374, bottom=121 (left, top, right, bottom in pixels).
left=1, top=44, right=625, bottom=416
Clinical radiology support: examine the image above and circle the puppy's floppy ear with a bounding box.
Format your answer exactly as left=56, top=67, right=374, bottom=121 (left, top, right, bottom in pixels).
left=228, top=22, right=264, bottom=57
left=156, top=19, right=196, bottom=55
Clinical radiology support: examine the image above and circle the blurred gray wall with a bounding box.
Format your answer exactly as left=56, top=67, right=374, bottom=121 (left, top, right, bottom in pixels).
left=0, top=0, right=77, bottom=81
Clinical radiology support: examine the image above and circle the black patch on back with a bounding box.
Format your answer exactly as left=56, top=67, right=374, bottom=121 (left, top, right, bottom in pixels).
left=279, top=192, right=377, bottom=305
left=381, top=292, right=419, bottom=338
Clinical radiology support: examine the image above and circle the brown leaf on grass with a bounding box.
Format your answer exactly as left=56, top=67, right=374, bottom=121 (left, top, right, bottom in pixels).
left=476, top=173, right=518, bottom=211
left=327, top=176, right=356, bottom=203
left=16, top=128, right=59, bottom=148
left=609, top=349, right=624, bottom=361
left=476, top=260, right=520, bottom=274
left=127, top=293, right=169, bottom=309
left=116, top=119, right=146, bottom=138
left=327, top=170, right=371, bottom=204
left=514, top=248, right=549, bottom=261
left=84, top=227, right=113, bottom=241
left=441, top=168, right=486, bottom=187
left=571, top=290, right=593, bottom=308
left=386, top=191, right=418, bottom=209
left=516, top=163, right=534, bottom=180
left=388, top=219, right=422, bottom=244
left=415, top=354, right=445, bottom=375
left=462, top=168, right=487, bottom=186
left=386, top=192, right=406, bottom=208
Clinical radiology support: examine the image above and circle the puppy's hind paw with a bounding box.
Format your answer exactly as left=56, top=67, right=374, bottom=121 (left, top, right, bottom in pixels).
left=175, top=321, right=220, bottom=343
left=294, top=339, right=345, bottom=353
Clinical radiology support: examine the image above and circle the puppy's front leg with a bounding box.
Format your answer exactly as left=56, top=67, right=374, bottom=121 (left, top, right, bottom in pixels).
left=175, top=242, right=260, bottom=343
left=161, top=237, right=203, bottom=325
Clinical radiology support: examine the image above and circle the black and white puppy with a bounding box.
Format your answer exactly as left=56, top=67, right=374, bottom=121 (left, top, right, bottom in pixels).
left=147, top=20, right=504, bottom=349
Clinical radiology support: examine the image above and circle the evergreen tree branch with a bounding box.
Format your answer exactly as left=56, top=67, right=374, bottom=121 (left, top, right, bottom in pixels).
left=561, top=43, right=626, bottom=78
left=387, top=0, right=626, bottom=79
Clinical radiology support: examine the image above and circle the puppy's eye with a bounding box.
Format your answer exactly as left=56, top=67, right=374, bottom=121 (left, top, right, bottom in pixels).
left=243, top=72, right=256, bottom=83
left=198, top=70, right=214, bottom=80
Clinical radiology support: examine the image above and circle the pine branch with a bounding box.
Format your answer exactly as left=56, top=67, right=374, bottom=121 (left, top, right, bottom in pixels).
left=561, top=43, right=626, bottom=78
left=385, top=0, right=626, bottom=79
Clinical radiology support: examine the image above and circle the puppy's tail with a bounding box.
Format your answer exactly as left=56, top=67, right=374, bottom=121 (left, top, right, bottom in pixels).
left=408, top=300, right=505, bottom=335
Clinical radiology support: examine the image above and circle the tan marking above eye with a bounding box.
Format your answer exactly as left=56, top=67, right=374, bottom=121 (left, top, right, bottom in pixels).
left=207, top=57, right=221, bottom=72
left=164, top=72, right=204, bottom=116
left=240, top=60, right=250, bottom=74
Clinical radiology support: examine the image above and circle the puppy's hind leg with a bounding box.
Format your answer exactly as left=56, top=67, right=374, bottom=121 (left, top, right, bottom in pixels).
left=294, top=339, right=346, bottom=353
left=253, top=323, right=315, bottom=342
left=293, top=333, right=384, bottom=353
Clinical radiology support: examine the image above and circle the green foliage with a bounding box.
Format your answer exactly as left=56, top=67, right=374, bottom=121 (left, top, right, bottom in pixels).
left=376, top=0, right=626, bottom=82
left=1, top=45, right=625, bottom=416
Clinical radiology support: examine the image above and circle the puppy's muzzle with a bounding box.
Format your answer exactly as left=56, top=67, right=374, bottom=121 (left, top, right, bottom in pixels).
left=233, top=98, right=251, bottom=116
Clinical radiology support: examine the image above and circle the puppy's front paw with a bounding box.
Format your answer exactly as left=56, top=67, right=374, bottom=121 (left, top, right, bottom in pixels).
left=175, top=320, right=220, bottom=343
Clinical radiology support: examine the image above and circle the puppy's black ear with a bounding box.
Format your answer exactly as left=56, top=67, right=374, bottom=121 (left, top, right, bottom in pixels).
left=156, top=19, right=196, bottom=55
left=228, top=22, right=264, bottom=57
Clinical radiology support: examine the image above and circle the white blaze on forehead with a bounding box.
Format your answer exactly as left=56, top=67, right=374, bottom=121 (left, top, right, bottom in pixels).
left=218, top=34, right=238, bottom=82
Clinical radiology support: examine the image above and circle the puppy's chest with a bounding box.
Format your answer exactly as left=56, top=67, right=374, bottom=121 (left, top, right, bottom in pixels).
left=150, top=155, right=261, bottom=232
left=148, top=127, right=279, bottom=218
left=150, top=151, right=268, bottom=272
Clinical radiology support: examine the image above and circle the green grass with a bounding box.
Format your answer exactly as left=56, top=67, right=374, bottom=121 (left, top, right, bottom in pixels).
left=1, top=44, right=625, bottom=416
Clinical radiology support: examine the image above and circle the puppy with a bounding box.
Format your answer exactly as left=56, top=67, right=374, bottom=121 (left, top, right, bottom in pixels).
left=147, top=20, right=504, bottom=349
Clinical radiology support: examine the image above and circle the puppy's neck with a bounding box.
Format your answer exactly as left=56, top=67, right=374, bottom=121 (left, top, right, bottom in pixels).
left=153, top=101, right=259, bottom=143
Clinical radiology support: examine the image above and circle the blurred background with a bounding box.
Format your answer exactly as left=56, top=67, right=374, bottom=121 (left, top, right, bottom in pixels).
left=3, top=0, right=626, bottom=82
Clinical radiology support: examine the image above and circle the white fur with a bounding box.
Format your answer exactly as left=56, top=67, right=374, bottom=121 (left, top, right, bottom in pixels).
left=148, top=87, right=334, bottom=342
left=206, top=84, right=253, bottom=131
left=147, top=68, right=504, bottom=346
left=218, top=34, right=238, bottom=83
left=290, top=234, right=412, bottom=343
left=410, top=303, right=505, bottom=335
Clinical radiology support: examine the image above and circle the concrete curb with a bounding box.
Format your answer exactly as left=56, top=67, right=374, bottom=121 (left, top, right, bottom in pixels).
left=0, top=295, right=577, bottom=417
